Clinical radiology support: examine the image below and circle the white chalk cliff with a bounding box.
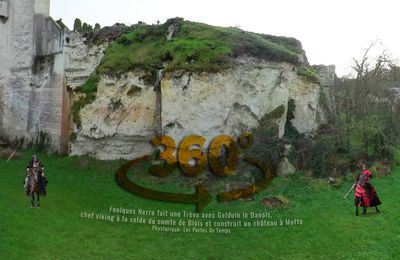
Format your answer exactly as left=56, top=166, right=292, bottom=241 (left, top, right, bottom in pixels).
left=71, top=58, right=335, bottom=160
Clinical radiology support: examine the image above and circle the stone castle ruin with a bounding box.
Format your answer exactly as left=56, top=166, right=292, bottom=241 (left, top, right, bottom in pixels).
left=0, top=0, right=104, bottom=153
left=0, top=0, right=336, bottom=160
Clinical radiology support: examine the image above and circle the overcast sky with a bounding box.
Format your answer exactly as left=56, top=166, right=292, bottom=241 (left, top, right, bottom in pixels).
left=50, top=0, right=400, bottom=77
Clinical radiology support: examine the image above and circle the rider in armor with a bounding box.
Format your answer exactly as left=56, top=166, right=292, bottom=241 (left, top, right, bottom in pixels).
left=24, top=155, right=47, bottom=195
left=354, top=163, right=381, bottom=215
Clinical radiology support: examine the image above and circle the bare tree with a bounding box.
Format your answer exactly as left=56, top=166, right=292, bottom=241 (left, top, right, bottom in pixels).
left=336, top=41, right=396, bottom=157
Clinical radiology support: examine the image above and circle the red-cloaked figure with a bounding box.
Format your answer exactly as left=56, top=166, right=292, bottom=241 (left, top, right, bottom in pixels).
left=354, top=163, right=381, bottom=216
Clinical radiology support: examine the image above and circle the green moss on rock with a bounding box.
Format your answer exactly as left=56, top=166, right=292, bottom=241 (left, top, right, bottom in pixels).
left=71, top=73, right=100, bottom=128
left=69, top=132, right=77, bottom=142
left=127, top=84, right=142, bottom=96
left=297, top=66, right=320, bottom=84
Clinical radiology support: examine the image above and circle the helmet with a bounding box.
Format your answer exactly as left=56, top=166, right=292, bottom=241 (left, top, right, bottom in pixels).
left=32, top=154, right=38, bottom=162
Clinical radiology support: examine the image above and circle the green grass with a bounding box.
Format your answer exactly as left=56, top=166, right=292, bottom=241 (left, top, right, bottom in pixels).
left=97, top=18, right=303, bottom=79
left=1, top=150, right=399, bottom=259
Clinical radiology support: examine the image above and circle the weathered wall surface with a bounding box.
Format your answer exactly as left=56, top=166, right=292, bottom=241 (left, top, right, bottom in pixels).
left=33, top=14, right=63, bottom=56
left=0, top=0, right=65, bottom=151
left=0, top=0, right=35, bottom=140
left=34, top=0, right=50, bottom=16
left=0, top=0, right=106, bottom=153
left=30, top=14, right=65, bottom=150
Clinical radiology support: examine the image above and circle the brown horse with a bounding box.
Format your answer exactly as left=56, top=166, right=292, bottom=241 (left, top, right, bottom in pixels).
left=27, top=167, right=45, bottom=208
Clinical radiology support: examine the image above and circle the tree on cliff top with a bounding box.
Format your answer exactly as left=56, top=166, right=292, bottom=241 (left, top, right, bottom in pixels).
left=73, top=18, right=97, bottom=36
left=73, top=18, right=82, bottom=32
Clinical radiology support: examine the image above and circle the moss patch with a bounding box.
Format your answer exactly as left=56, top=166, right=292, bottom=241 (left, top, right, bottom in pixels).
left=108, top=99, right=123, bottom=111
left=69, top=132, right=77, bottom=142
left=258, top=105, right=286, bottom=137
left=127, top=84, right=142, bottom=96
left=71, top=73, right=100, bottom=128
left=297, top=66, right=320, bottom=84
left=260, top=105, right=285, bottom=123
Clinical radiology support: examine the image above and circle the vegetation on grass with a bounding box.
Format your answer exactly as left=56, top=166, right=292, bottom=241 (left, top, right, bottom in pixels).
left=0, top=149, right=398, bottom=258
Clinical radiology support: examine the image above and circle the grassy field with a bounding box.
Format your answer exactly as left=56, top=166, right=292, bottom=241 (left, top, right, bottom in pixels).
left=0, top=150, right=399, bottom=259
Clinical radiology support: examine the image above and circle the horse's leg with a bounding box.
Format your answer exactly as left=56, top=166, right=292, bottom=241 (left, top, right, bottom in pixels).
left=355, top=206, right=359, bottom=216
left=362, top=207, right=367, bottom=215
left=36, top=193, right=40, bottom=208
left=375, top=206, right=380, bottom=213
left=31, top=192, right=35, bottom=208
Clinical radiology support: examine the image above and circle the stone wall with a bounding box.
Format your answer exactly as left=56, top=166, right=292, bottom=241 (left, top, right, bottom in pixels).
left=33, top=14, right=63, bottom=56
left=0, top=0, right=107, bottom=152
left=0, top=0, right=65, bottom=151
left=34, top=0, right=50, bottom=16
left=0, top=0, right=36, bottom=140
left=0, top=1, right=8, bottom=21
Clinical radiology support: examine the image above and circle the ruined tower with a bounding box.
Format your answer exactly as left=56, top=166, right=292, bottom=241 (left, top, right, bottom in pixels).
left=0, top=0, right=67, bottom=152
left=35, top=0, right=50, bottom=16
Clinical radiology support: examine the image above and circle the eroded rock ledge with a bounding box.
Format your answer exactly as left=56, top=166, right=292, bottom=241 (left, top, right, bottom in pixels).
left=71, top=57, right=335, bottom=160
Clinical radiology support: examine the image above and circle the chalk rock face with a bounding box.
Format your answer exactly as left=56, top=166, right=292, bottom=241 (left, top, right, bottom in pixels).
left=71, top=58, right=334, bottom=160
left=313, top=64, right=336, bottom=125
left=289, top=76, right=320, bottom=134
left=161, top=58, right=320, bottom=144
left=277, top=157, right=296, bottom=176
left=70, top=71, right=157, bottom=160
left=64, top=32, right=108, bottom=89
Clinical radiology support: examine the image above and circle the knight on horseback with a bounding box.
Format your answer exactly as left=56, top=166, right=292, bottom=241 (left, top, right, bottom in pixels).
left=24, top=154, right=47, bottom=196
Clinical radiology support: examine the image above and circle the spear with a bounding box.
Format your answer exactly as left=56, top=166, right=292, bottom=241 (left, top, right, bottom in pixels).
left=343, top=183, right=355, bottom=199
left=7, top=150, right=16, bottom=162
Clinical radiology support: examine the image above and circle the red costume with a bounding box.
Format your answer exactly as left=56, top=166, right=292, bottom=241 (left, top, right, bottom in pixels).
left=354, top=169, right=381, bottom=207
